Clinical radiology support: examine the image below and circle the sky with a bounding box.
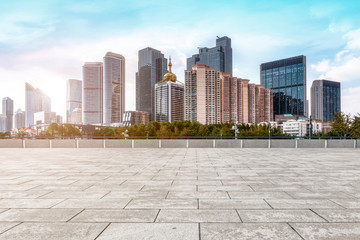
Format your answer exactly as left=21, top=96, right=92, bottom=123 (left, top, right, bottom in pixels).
left=1, top=0, right=360, bottom=118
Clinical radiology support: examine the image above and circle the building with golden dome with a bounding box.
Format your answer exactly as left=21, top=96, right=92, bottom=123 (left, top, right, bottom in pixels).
left=155, top=57, right=184, bottom=122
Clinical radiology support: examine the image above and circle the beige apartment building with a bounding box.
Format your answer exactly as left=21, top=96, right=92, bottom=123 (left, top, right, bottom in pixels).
left=185, top=64, right=273, bottom=125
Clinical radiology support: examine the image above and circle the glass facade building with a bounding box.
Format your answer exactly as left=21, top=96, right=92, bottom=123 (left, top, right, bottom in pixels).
left=25, top=83, right=51, bottom=127
left=311, top=80, right=341, bottom=122
left=66, top=79, right=82, bottom=124
left=136, top=47, right=167, bottom=121
left=260, top=55, right=307, bottom=118
left=187, top=36, right=232, bottom=75
left=2, top=97, right=14, bottom=131
left=103, top=52, right=125, bottom=124
left=82, top=62, right=103, bottom=125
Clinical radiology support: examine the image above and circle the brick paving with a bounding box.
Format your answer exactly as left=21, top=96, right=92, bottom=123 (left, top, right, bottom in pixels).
left=0, top=148, right=359, bottom=239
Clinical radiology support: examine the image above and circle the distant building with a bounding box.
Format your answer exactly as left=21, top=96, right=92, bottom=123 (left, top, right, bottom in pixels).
left=275, top=114, right=305, bottom=123
left=187, top=36, right=232, bottom=75
left=103, top=52, right=125, bottom=124
left=66, top=79, right=82, bottom=123
left=25, top=83, right=51, bottom=127
left=71, top=105, right=82, bottom=125
left=122, top=111, right=149, bottom=126
left=34, top=111, right=56, bottom=125
left=221, top=75, right=273, bottom=124
left=56, top=115, right=63, bottom=125
left=2, top=97, right=14, bottom=131
left=82, top=62, right=103, bottom=125
left=0, top=115, right=6, bottom=132
left=185, top=64, right=272, bottom=125
left=136, top=47, right=167, bottom=121
left=260, top=55, right=307, bottom=118
left=155, top=57, right=184, bottom=122
left=311, top=79, right=341, bottom=122
left=282, top=119, right=322, bottom=137
left=14, top=108, right=25, bottom=129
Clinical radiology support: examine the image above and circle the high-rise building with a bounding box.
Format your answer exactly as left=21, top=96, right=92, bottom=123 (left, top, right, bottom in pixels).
left=0, top=115, right=6, bottom=132
left=185, top=64, right=273, bottom=125
left=82, top=62, right=103, bottom=125
left=187, top=36, right=232, bottom=75
left=103, top=52, right=125, bottom=124
left=155, top=57, right=184, bottom=122
left=71, top=105, right=82, bottom=125
left=25, top=83, right=51, bottom=127
left=2, top=97, right=14, bottom=131
left=14, top=108, right=25, bottom=129
left=34, top=111, right=56, bottom=125
left=66, top=79, right=82, bottom=124
left=221, top=75, right=273, bottom=124
left=136, top=47, right=167, bottom=121
left=122, top=111, right=149, bottom=126
left=311, top=79, right=341, bottom=122
left=260, top=55, right=306, bottom=118
left=185, top=64, right=222, bottom=124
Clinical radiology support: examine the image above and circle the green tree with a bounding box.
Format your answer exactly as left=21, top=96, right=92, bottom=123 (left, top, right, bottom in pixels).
left=330, top=112, right=352, bottom=137
left=46, top=123, right=60, bottom=136
left=351, top=114, right=360, bottom=136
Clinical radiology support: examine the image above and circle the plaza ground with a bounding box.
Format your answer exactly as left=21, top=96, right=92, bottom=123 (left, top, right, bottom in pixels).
left=0, top=148, right=359, bottom=239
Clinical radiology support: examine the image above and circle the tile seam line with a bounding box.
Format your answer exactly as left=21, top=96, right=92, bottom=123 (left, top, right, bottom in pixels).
left=94, top=222, right=111, bottom=240
left=287, top=222, right=305, bottom=240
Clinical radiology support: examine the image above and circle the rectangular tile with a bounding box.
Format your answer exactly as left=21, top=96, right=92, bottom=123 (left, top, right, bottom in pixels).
left=201, top=223, right=301, bottom=240
left=126, top=199, right=197, bottom=209
left=156, top=210, right=240, bottom=223
left=290, top=223, right=360, bottom=240
left=0, top=223, right=108, bottom=240
left=238, top=209, right=326, bottom=222
left=52, top=198, right=131, bottom=209
left=71, top=209, right=158, bottom=222
left=266, top=199, right=343, bottom=209
left=199, top=199, right=270, bottom=209
left=97, top=223, right=198, bottom=240
left=0, top=209, right=82, bottom=222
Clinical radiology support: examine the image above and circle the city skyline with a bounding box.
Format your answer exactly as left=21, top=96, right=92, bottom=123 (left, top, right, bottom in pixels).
left=1, top=0, right=360, bottom=117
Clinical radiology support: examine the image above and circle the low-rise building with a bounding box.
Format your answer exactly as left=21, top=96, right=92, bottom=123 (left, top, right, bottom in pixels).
left=122, top=111, right=149, bottom=126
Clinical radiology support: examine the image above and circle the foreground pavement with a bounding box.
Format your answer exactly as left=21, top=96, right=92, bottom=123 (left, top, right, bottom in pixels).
left=0, top=148, right=359, bottom=239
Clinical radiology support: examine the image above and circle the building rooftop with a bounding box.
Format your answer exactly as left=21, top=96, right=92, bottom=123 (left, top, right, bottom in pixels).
left=0, top=148, right=359, bottom=239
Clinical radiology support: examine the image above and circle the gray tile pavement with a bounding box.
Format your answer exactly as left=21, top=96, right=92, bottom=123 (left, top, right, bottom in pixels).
left=0, top=148, right=358, bottom=239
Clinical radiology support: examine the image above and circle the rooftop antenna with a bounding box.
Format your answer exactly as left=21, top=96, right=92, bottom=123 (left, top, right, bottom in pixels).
left=216, top=36, right=220, bottom=39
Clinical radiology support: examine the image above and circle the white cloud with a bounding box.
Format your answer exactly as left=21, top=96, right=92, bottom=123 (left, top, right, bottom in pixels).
left=342, top=87, right=360, bottom=115
left=311, top=28, right=360, bottom=115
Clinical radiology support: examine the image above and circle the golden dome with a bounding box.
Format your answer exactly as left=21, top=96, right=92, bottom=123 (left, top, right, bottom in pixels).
left=162, top=56, right=177, bottom=82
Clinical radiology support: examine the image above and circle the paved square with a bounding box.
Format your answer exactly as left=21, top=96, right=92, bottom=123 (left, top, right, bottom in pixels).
left=0, top=148, right=359, bottom=239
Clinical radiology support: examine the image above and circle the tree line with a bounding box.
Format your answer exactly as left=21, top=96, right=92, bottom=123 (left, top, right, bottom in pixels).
left=1, top=112, right=359, bottom=138
left=92, top=121, right=284, bottom=137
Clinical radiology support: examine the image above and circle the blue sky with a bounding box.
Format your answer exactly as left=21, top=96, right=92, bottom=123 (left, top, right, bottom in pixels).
left=1, top=0, right=360, bottom=117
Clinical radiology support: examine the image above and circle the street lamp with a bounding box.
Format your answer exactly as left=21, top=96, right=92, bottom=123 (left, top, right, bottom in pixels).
left=268, top=122, right=271, bottom=140
left=122, top=129, right=129, bottom=140
left=309, top=115, right=313, bottom=139
left=231, top=122, right=239, bottom=140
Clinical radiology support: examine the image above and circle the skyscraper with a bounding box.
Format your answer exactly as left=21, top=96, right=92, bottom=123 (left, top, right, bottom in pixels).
left=187, top=36, right=232, bottom=74
left=260, top=55, right=306, bottom=118
left=185, top=64, right=222, bottom=124
left=103, top=52, right=125, bottom=124
left=136, top=47, right=167, bottom=121
left=14, top=108, right=25, bottom=129
left=82, top=62, right=103, bottom=125
left=66, top=79, right=82, bottom=124
left=25, top=83, right=51, bottom=127
left=2, top=97, right=14, bottom=131
left=185, top=64, right=273, bottom=125
left=155, top=57, right=184, bottom=122
left=221, top=75, right=273, bottom=124
left=311, top=79, right=341, bottom=122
